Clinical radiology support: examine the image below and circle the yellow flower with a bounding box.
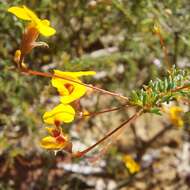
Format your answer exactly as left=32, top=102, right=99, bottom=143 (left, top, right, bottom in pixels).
left=169, top=106, right=184, bottom=128
left=8, top=5, right=56, bottom=37
left=52, top=70, right=96, bottom=104
left=40, top=126, right=70, bottom=150
left=43, top=104, right=75, bottom=125
left=8, top=6, right=55, bottom=65
left=123, top=155, right=140, bottom=174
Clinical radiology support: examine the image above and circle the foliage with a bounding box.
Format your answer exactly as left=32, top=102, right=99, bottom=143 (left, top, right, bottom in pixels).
left=130, top=66, right=190, bottom=112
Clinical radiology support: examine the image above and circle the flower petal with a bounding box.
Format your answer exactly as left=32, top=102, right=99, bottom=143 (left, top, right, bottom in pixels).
left=40, top=136, right=66, bottom=150
left=51, top=78, right=71, bottom=96
left=54, top=70, right=96, bottom=78
left=52, top=78, right=87, bottom=104
left=8, top=6, right=32, bottom=20
left=43, top=104, right=75, bottom=125
left=41, top=19, right=50, bottom=26
left=60, top=82, right=86, bottom=104
left=8, top=6, right=56, bottom=37
left=22, top=5, right=39, bottom=23
left=37, top=22, right=56, bottom=37
left=52, top=70, right=95, bottom=103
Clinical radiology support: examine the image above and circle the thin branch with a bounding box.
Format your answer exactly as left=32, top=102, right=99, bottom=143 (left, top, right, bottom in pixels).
left=171, top=83, right=190, bottom=92
left=173, top=32, right=179, bottom=66
left=20, top=69, right=129, bottom=101
left=80, top=103, right=130, bottom=118
left=73, top=109, right=143, bottom=158
left=154, top=27, right=171, bottom=69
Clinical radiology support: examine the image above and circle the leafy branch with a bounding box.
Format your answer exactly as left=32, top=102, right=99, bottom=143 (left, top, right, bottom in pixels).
left=130, top=66, right=190, bottom=114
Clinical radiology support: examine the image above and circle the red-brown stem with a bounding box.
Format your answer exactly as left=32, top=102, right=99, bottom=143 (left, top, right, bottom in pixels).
left=171, top=83, right=190, bottom=92
left=74, top=109, right=143, bottom=158
left=158, top=83, right=190, bottom=99
left=80, top=103, right=130, bottom=118
left=22, top=69, right=129, bottom=101
left=156, top=32, right=171, bottom=69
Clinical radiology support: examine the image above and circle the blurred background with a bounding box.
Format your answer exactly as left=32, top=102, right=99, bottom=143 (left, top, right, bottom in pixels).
left=1, top=0, right=190, bottom=189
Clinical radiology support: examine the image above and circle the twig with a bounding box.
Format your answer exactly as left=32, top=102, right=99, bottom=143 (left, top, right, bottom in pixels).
left=154, top=25, right=171, bottom=69
left=173, top=32, right=179, bottom=66
left=80, top=103, right=130, bottom=118
left=73, top=109, right=143, bottom=158
left=21, top=69, right=129, bottom=102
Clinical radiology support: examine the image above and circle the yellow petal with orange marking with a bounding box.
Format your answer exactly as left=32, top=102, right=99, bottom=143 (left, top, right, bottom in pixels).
left=43, top=104, right=75, bottom=125
left=52, top=70, right=95, bottom=104
left=40, top=136, right=67, bottom=150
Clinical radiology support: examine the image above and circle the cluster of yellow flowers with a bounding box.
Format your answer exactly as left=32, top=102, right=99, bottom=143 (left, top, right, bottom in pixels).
left=8, top=6, right=96, bottom=151
left=41, top=70, right=95, bottom=150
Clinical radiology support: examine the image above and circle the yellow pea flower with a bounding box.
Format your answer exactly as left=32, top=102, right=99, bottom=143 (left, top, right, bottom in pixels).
left=40, top=126, right=70, bottom=150
left=43, top=104, right=75, bottom=125
left=8, top=5, right=56, bottom=37
left=8, top=6, right=55, bottom=65
left=123, top=155, right=140, bottom=174
left=52, top=70, right=96, bottom=104
left=169, top=106, right=184, bottom=128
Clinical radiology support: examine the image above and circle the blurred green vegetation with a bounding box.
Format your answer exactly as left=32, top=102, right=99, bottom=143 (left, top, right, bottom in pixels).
left=1, top=0, right=190, bottom=189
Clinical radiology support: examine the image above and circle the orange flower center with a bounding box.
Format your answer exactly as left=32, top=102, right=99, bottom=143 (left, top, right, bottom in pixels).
left=52, top=129, right=60, bottom=137
left=56, top=136, right=66, bottom=144
left=64, top=83, right=74, bottom=94
left=54, top=120, right=61, bottom=127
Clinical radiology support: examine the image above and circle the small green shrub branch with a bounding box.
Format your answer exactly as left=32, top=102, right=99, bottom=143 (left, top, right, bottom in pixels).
left=130, top=66, right=190, bottom=114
